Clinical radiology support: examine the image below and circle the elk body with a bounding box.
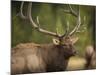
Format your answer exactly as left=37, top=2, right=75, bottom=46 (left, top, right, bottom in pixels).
left=85, top=45, right=96, bottom=69
left=11, top=2, right=82, bottom=75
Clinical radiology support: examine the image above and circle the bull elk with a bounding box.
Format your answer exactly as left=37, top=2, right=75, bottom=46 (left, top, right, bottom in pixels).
left=11, top=2, right=83, bottom=75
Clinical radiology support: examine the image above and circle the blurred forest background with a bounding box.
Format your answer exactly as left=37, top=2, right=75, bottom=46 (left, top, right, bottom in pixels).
left=11, top=1, right=96, bottom=58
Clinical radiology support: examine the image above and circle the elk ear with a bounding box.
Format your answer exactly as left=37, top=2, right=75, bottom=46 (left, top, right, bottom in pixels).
left=52, top=38, right=60, bottom=45
left=71, top=37, right=79, bottom=44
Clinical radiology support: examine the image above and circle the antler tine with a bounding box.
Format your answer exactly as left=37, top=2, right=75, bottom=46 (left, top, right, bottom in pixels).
left=26, top=2, right=61, bottom=38
left=62, top=4, right=80, bottom=38
left=20, top=2, right=27, bottom=19
left=64, top=4, right=77, bottom=17
left=68, top=4, right=78, bottom=17
left=69, top=5, right=81, bottom=36
left=60, top=21, right=69, bottom=38
left=62, top=5, right=81, bottom=37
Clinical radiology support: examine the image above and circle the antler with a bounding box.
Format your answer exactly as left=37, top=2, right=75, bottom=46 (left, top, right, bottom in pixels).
left=20, top=2, right=27, bottom=19
left=64, top=5, right=82, bottom=36
left=20, top=2, right=82, bottom=39
left=20, top=2, right=68, bottom=38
